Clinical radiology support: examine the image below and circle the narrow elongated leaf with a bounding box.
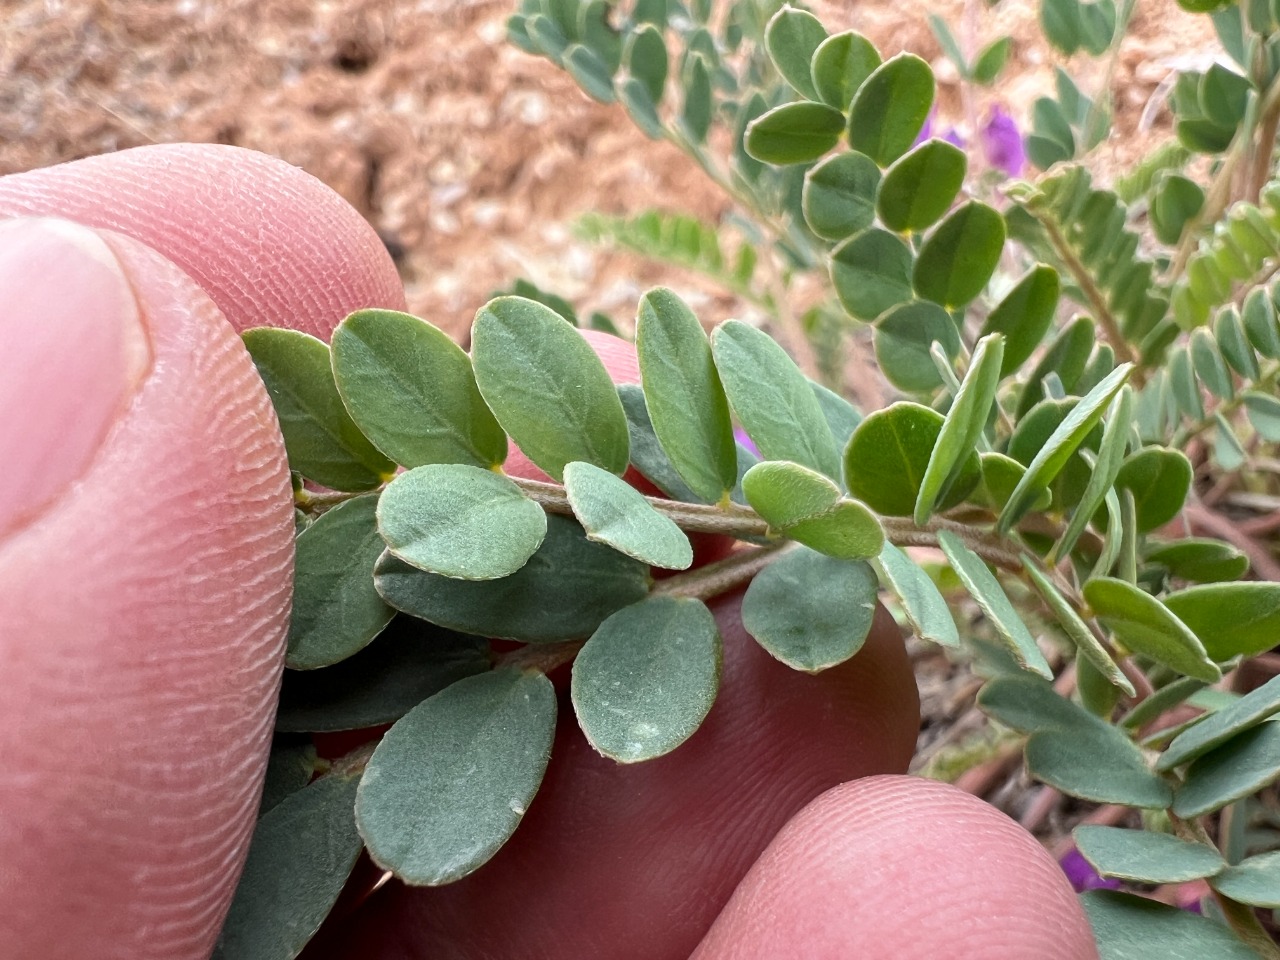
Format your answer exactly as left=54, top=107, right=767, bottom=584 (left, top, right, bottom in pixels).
left=873, top=299, right=962, bottom=392
left=243, top=328, right=395, bottom=491
left=744, top=101, right=846, bottom=165
left=845, top=402, right=980, bottom=516
left=764, top=5, right=828, bottom=100
left=972, top=36, right=1012, bottom=85
left=563, top=460, right=692, bottom=569
left=977, top=673, right=1098, bottom=734
left=565, top=43, right=616, bottom=102
left=830, top=228, right=914, bottom=321
left=571, top=596, right=720, bottom=761
left=913, top=201, right=1006, bottom=308
left=1074, top=826, right=1225, bottom=884
left=681, top=54, right=712, bottom=143
left=1174, top=720, right=1280, bottom=817
left=1023, top=561, right=1134, bottom=694
left=617, top=384, right=701, bottom=502
left=636, top=288, right=737, bottom=502
left=742, top=548, right=879, bottom=672
left=378, top=464, right=546, bottom=580
left=877, top=140, right=967, bottom=233
left=1244, top=390, right=1280, bottom=441
left=288, top=495, right=394, bottom=670
left=915, top=333, right=1004, bottom=524
left=1113, top=447, right=1193, bottom=532
left=356, top=669, right=556, bottom=885
left=374, top=514, right=652, bottom=642
left=1164, top=582, right=1280, bottom=660
left=742, top=460, right=841, bottom=527
left=938, top=530, right=1051, bottom=677
left=711, top=319, right=842, bottom=479
left=1145, top=538, right=1249, bottom=583
left=847, top=53, right=935, bottom=166
left=980, top=265, right=1061, bottom=376
left=1052, top=387, right=1132, bottom=563
left=1159, top=674, right=1280, bottom=770
left=276, top=617, right=490, bottom=733
left=1081, top=890, right=1260, bottom=960
left=331, top=309, right=507, bottom=470
left=1210, top=851, right=1280, bottom=908
left=810, top=31, right=881, bottom=109
left=213, top=774, right=363, bottom=960
left=876, top=543, right=960, bottom=647
left=619, top=78, right=664, bottom=138
left=803, top=151, right=881, bottom=241
left=472, top=296, right=629, bottom=481
left=625, top=24, right=668, bottom=104
left=999, top=364, right=1132, bottom=532
left=1083, top=577, right=1221, bottom=682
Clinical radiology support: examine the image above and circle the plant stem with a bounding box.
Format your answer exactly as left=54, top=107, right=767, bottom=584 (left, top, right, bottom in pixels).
left=496, top=639, right=584, bottom=675
left=652, top=541, right=791, bottom=599
left=1036, top=214, right=1139, bottom=373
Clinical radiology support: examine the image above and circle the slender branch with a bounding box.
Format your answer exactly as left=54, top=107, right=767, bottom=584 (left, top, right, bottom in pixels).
left=1036, top=215, right=1139, bottom=372
left=496, top=639, right=584, bottom=675
left=652, top=542, right=790, bottom=600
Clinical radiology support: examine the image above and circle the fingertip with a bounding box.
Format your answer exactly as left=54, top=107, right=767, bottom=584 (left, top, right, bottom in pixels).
left=695, top=775, right=1098, bottom=960
left=0, top=143, right=405, bottom=338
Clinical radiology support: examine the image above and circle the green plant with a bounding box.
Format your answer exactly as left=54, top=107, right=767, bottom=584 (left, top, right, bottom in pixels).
left=216, top=1, right=1280, bottom=957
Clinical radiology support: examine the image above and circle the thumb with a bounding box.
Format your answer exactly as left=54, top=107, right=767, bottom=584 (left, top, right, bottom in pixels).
left=693, top=775, right=1099, bottom=960
left=0, top=218, right=293, bottom=959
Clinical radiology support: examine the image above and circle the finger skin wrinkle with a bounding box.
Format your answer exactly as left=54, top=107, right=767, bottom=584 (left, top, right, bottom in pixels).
left=0, top=233, right=293, bottom=959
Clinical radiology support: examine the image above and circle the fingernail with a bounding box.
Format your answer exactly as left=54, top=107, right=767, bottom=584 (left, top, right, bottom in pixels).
left=0, top=218, right=151, bottom=540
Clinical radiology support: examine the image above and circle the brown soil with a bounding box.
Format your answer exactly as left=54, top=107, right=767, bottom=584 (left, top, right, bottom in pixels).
left=3, top=0, right=1214, bottom=341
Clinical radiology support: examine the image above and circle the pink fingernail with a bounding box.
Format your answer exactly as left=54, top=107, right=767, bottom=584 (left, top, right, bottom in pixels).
left=0, top=218, right=151, bottom=540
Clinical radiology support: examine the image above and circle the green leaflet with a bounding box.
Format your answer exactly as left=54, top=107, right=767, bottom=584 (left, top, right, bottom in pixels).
left=1145, top=539, right=1249, bottom=583
left=1082, top=577, right=1221, bottom=683
left=999, top=363, right=1132, bottom=532
left=810, top=31, right=881, bottom=110
left=617, top=384, right=702, bottom=503
left=744, top=101, right=846, bottom=165
left=276, top=617, right=490, bottom=734
left=1074, top=826, right=1225, bottom=885
left=472, top=296, right=629, bottom=481
left=563, top=460, right=693, bottom=569
left=213, top=773, right=363, bottom=960
left=847, top=53, right=935, bottom=166
left=913, top=201, right=1007, bottom=308
left=875, top=543, right=960, bottom=648
left=937, top=530, right=1052, bottom=678
left=377, top=464, right=547, bottom=581
left=1114, top=447, right=1193, bottom=532
left=288, top=494, right=394, bottom=670
left=873, top=299, right=962, bottom=393
left=830, top=228, right=915, bottom=321
left=625, top=24, right=668, bottom=105
left=1210, top=851, right=1280, bottom=908
left=1082, top=890, right=1259, bottom=960
left=571, top=596, right=721, bottom=761
left=742, top=547, right=880, bottom=672
left=356, top=669, right=557, bottom=885
left=1159, top=674, right=1280, bottom=770
left=1051, top=386, right=1132, bottom=564
left=979, top=264, right=1060, bottom=377
left=1023, top=560, right=1133, bottom=694
left=803, top=151, right=881, bottom=242
left=374, top=514, right=652, bottom=643
left=331, top=309, right=507, bottom=470
left=764, top=5, right=828, bottom=100
left=711, top=319, right=842, bottom=479
left=1173, top=720, right=1280, bottom=817
left=742, top=460, right=841, bottom=528
left=635, top=288, right=737, bottom=502
left=845, top=402, right=981, bottom=516
left=914, top=333, right=1004, bottom=524
left=876, top=139, right=967, bottom=234
left=1163, top=582, right=1280, bottom=660
left=242, top=327, right=395, bottom=492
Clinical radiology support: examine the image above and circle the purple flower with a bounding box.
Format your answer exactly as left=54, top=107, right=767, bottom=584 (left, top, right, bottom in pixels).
left=733, top=426, right=760, bottom=459
left=942, top=126, right=966, bottom=149
left=1059, top=848, right=1123, bottom=893
left=980, top=106, right=1026, bottom=177
left=913, top=106, right=936, bottom=146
